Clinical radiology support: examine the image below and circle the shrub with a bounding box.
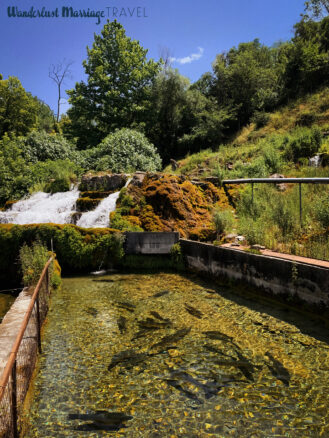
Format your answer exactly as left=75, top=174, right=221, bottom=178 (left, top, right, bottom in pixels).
left=21, top=131, right=76, bottom=163
left=284, top=127, right=322, bottom=162
left=28, top=159, right=81, bottom=194
left=295, top=112, right=317, bottom=127
left=213, top=209, right=235, bottom=236
left=263, top=145, right=282, bottom=174
left=19, top=240, right=49, bottom=286
left=270, top=197, right=298, bottom=236
left=110, top=212, right=143, bottom=232
left=314, top=194, right=329, bottom=228
left=86, top=128, right=162, bottom=172
left=251, top=111, right=270, bottom=129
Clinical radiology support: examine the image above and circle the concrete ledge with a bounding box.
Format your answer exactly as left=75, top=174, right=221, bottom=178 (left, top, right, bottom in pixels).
left=124, top=232, right=179, bottom=255
left=180, top=239, right=329, bottom=310
left=0, top=287, right=34, bottom=374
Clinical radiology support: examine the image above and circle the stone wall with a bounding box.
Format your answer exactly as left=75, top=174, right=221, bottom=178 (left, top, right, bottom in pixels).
left=180, top=239, right=329, bottom=311
left=124, top=232, right=179, bottom=255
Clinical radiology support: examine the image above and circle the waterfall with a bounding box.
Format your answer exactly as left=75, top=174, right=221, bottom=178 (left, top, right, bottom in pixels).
left=0, top=188, right=80, bottom=225
left=76, top=191, right=120, bottom=228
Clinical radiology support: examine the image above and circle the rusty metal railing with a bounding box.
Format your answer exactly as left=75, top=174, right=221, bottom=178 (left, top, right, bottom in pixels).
left=0, top=257, right=53, bottom=438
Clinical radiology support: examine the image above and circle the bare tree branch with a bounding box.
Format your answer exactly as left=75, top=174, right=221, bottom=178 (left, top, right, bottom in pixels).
left=49, top=59, right=74, bottom=122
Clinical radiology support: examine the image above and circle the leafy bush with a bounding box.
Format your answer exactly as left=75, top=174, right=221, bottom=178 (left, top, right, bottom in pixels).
left=295, top=112, right=317, bottom=127
left=19, top=240, right=49, bottom=286
left=0, top=135, right=30, bottom=205
left=263, top=145, right=282, bottom=174
left=284, top=127, right=322, bottom=162
left=110, top=212, right=143, bottom=232
left=251, top=111, right=270, bottom=129
left=85, top=128, right=162, bottom=172
left=213, top=209, right=235, bottom=236
left=21, top=131, right=76, bottom=163
left=28, top=159, right=81, bottom=194
left=269, top=197, right=298, bottom=236
left=314, top=194, right=329, bottom=228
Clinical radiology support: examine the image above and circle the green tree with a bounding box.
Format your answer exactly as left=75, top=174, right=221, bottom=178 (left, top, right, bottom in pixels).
left=146, top=68, right=190, bottom=162
left=304, top=0, right=329, bottom=18
left=212, top=39, right=282, bottom=127
left=0, top=135, right=29, bottom=204
left=0, top=76, right=40, bottom=138
left=66, top=20, right=160, bottom=149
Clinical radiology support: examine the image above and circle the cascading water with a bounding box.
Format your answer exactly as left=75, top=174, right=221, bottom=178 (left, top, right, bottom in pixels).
left=76, top=178, right=131, bottom=228
left=0, top=188, right=80, bottom=225
left=76, top=191, right=121, bottom=228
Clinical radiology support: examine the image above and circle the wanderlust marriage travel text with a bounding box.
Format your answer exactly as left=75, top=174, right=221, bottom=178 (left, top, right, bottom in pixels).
left=7, top=6, right=148, bottom=25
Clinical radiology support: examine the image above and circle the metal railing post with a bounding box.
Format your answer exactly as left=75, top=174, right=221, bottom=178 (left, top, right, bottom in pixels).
left=299, top=183, right=302, bottom=227
left=36, top=296, right=42, bottom=354
left=11, top=360, right=18, bottom=438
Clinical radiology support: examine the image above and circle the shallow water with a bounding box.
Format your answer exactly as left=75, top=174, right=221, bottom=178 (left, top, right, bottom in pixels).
left=0, top=293, right=15, bottom=322
left=25, top=273, right=329, bottom=437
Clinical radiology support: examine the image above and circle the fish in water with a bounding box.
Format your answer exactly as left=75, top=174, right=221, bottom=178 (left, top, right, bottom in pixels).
left=203, top=344, right=233, bottom=358
left=85, top=307, right=98, bottom=317
left=184, top=303, right=203, bottom=319
left=108, top=349, right=150, bottom=371
left=203, top=331, right=233, bottom=342
left=169, top=369, right=222, bottom=399
left=116, top=301, right=136, bottom=312
left=265, top=352, right=290, bottom=386
left=152, top=290, right=170, bottom=298
left=68, top=411, right=132, bottom=431
left=117, top=316, right=127, bottom=334
left=152, top=328, right=191, bottom=349
left=164, top=379, right=202, bottom=404
left=150, top=311, right=171, bottom=323
left=138, top=317, right=172, bottom=330
left=92, top=279, right=115, bottom=283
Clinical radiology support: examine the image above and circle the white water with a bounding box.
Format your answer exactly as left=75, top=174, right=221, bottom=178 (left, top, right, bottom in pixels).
left=76, top=191, right=121, bottom=228
left=0, top=189, right=80, bottom=225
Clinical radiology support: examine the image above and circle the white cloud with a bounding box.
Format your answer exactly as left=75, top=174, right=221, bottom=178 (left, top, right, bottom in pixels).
left=170, top=47, right=204, bottom=65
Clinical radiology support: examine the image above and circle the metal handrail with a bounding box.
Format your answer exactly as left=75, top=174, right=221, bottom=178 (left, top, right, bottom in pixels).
left=0, top=256, right=53, bottom=401
left=222, top=177, right=329, bottom=184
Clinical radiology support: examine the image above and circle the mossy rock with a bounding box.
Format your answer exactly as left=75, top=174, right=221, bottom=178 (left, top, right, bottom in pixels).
left=76, top=197, right=102, bottom=212
left=4, top=200, right=18, bottom=210
left=79, top=191, right=115, bottom=199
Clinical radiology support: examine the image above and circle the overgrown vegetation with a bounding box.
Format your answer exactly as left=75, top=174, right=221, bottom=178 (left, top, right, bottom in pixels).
left=19, top=240, right=62, bottom=288
left=0, top=224, right=125, bottom=284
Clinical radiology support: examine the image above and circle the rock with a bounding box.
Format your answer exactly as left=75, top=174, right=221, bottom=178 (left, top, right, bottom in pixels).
left=79, top=173, right=127, bottom=192
left=223, top=233, right=237, bottom=243
left=204, top=177, right=221, bottom=186
left=130, top=172, right=146, bottom=188
left=269, top=173, right=287, bottom=192
left=308, top=155, right=322, bottom=168
left=251, top=244, right=265, bottom=250
left=170, top=159, right=179, bottom=171
left=236, top=235, right=245, bottom=242
left=70, top=212, right=82, bottom=224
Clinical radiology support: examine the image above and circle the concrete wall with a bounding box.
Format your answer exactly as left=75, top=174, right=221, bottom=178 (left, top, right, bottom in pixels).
left=124, top=232, right=179, bottom=255
left=180, top=239, right=329, bottom=310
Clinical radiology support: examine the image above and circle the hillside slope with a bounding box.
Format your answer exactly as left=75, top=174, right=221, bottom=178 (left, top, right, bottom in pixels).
left=164, top=87, right=329, bottom=261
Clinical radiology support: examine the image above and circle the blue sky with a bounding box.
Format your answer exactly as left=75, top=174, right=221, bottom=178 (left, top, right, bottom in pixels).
left=0, top=0, right=305, bottom=116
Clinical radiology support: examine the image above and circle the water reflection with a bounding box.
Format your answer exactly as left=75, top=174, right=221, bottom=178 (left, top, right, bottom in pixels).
left=25, top=273, right=329, bottom=437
